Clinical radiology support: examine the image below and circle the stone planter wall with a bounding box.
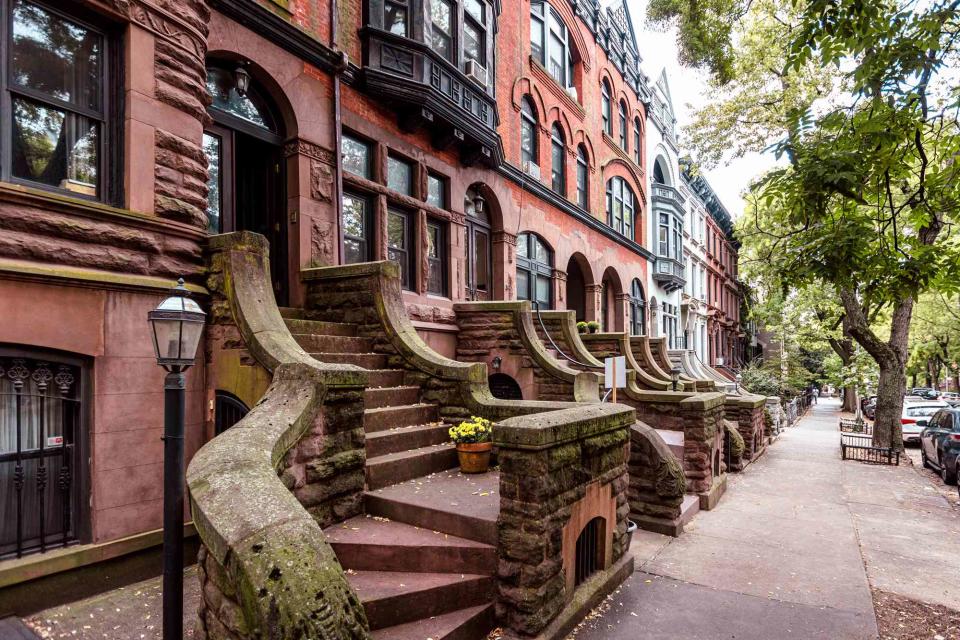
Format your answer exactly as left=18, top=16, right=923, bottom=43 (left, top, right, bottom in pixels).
left=495, top=404, right=634, bottom=639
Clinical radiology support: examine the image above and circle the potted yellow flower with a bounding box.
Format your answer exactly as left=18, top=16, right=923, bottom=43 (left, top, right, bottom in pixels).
left=448, top=416, right=493, bottom=473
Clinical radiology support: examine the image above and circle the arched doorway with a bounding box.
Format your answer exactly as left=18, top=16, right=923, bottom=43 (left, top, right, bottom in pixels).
left=465, top=186, right=492, bottom=301
left=629, top=279, right=646, bottom=335
left=203, top=62, right=289, bottom=305
left=600, top=267, right=622, bottom=332
left=565, top=254, right=591, bottom=322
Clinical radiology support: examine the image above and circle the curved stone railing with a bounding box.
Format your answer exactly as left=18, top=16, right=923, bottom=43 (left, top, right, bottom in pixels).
left=455, top=301, right=601, bottom=403
left=668, top=349, right=717, bottom=392
left=302, top=262, right=578, bottom=418
left=189, top=232, right=371, bottom=639
left=537, top=310, right=605, bottom=368
left=581, top=332, right=678, bottom=392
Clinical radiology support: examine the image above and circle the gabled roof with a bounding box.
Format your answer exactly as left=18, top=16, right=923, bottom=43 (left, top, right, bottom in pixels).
left=655, top=69, right=675, bottom=117
left=603, top=0, right=640, bottom=57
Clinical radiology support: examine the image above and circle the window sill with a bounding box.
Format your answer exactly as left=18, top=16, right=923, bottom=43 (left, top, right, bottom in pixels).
left=528, top=57, right=585, bottom=121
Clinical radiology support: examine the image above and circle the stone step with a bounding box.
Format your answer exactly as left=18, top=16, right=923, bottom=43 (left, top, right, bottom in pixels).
left=372, top=603, right=496, bottom=640
left=282, top=316, right=358, bottom=337
left=364, top=404, right=439, bottom=433
left=655, top=428, right=685, bottom=461
left=364, top=386, right=421, bottom=409
left=325, top=515, right=495, bottom=575
left=365, top=470, right=500, bottom=545
left=348, top=571, right=494, bottom=631
left=277, top=306, right=304, bottom=319
left=365, top=444, right=458, bottom=490
left=367, top=370, right=407, bottom=388
left=293, top=333, right=374, bottom=353
left=366, top=423, right=449, bottom=458
left=310, top=352, right=388, bottom=369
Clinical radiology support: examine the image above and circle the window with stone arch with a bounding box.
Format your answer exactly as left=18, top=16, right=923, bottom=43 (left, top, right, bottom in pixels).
left=618, top=100, right=628, bottom=150
left=633, top=117, right=641, bottom=165
left=605, top=176, right=635, bottom=240
left=576, top=145, right=589, bottom=209
left=516, top=232, right=553, bottom=309
left=629, top=279, right=646, bottom=336
left=601, top=79, right=612, bottom=136
left=550, top=123, right=565, bottom=195
left=520, top=96, right=539, bottom=169
left=530, top=1, right=576, bottom=90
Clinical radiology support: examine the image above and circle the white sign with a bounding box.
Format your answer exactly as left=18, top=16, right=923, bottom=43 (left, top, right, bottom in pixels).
left=46, top=435, right=64, bottom=447
left=604, top=356, right=626, bottom=389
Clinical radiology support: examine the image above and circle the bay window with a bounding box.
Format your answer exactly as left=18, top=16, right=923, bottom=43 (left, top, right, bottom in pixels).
left=429, top=0, right=454, bottom=62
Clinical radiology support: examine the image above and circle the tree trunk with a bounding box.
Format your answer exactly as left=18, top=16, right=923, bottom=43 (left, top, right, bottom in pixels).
left=842, top=384, right=858, bottom=412
left=953, top=372, right=959, bottom=392
left=839, top=288, right=913, bottom=451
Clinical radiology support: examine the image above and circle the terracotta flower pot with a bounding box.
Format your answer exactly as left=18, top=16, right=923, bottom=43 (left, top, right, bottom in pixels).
left=456, top=441, right=492, bottom=473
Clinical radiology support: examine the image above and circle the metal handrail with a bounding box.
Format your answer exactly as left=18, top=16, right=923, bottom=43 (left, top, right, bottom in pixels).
left=531, top=302, right=603, bottom=371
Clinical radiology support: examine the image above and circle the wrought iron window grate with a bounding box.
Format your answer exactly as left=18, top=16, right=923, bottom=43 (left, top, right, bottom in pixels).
left=575, top=517, right=604, bottom=586
left=1, top=356, right=81, bottom=559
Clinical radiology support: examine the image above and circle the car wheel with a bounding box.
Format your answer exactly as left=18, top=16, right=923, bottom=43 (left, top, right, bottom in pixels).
left=940, top=455, right=957, bottom=485
left=921, top=448, right=930, bottom=469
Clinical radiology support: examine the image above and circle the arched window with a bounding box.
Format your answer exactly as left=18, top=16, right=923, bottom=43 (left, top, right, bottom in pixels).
left=601, top=80, right=612, bottom=136
left=618, top=100, right=628, bottom=149
left=550, top=123, right=565, bottom=195
left=653, top=156, right=669, bottom=185
left=531, top=2, right=574, bottom=88
left=520, top=97, right=538, bottom=168
left=630, top=279, right=646, bottom=336
left=517, top=232, right=553, bottom=309
left=605, top=177, right=635, bottom=240
left=633, top=117, right=641, bottom=165
left=576, top=145, right=589, bottom=209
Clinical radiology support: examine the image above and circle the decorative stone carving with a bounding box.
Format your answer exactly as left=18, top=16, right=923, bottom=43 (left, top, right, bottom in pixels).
left=310, top=218, right=334, bottom=266
left=310, top=159, right=334, bottom=202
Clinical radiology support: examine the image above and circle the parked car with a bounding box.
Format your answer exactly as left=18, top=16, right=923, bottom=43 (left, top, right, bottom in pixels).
left=942, top=392, right=960, bottom=406
left=911, top=387, right=941, bottom=400
left=902, top=400, right=950, bottom=444
left=920, top=408, right=960, bottom=485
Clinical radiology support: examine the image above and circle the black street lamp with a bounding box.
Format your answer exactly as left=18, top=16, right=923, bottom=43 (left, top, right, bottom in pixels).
left=148, top=278, right=205, bottom=640
left=671, top=366, right=681, bottom=392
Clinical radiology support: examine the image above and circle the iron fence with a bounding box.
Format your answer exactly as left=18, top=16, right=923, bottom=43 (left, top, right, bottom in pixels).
left=840, top=433, right=900, bottom=465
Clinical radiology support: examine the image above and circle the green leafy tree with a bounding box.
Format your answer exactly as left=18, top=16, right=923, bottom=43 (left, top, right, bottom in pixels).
left=651, top=0, right=960, bottom=449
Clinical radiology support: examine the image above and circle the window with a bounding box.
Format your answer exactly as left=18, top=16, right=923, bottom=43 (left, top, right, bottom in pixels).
left=342, top=134, right=372, bottom=179
left=426, top=219, right=447, bottom=295
left=672, top=216, right=683, bottom=261
left=427, top=173, right=446, bottom=208
left=4, top=0, right=112, bottom=201
left=463, top=0, right=486, bottom=66
left=605, top=177, right=634, bottom=239
left=618, top=101, right=628, bottom=149
left=633, top=117, right=641, bottom=165
left=387, top=209, right=414, bottom=290
left=530, top=2, right=574, bottom=88
left=662, top=303, right=678, bottom=349
left=550, top=124, right=565, bottom=195
left=658, top=213, right=669, bottom=256
left=516, top=232, right=553, bottom=309
left=342, top=192, right=372, bottom=264
left=387, top=155, right=413, bottom=195
left=385, top=0, right=408, bottom=35
left=430, top=0, right=454, bottom=62
left=630, top=279, right=646, bottom=336
left=520, top=97, right=538, bottom=167
left=576, top=146, right=588, bottom=209
left=601, top=80, right=612, bottom=136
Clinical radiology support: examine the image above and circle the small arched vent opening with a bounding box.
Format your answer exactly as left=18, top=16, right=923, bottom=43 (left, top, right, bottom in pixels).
left=575, top=516, right=605, bottom=585
left=488, top=373, right=523, bottom=400
left=713, top=446, right=721, bottom=477
left=215, top=391, right=249, bottom=435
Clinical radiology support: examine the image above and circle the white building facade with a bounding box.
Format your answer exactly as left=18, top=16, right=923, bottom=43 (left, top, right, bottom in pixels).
left=644, top=71, right=685, bottom=349
left=680, top=173, right=709, bottom=362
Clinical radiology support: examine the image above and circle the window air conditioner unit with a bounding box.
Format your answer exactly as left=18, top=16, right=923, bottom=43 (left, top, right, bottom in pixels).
left=465, top=60, right=487, bottom=87
left=566, top=85, right=578, bottom=101
left=523, top=160, right=541, bottom=179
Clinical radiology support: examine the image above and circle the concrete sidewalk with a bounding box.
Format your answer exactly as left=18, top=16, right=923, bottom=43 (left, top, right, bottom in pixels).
left=575, top=397, right=960, bottom=639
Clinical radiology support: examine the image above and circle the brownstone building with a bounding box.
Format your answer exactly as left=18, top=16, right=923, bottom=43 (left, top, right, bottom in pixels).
left=0, top=0, right=666, bottom=625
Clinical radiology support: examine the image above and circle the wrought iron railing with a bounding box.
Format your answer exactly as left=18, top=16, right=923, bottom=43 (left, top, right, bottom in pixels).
left=840, top=433, right=900, bottom=465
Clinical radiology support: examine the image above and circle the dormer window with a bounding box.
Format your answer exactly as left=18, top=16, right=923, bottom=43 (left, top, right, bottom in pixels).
left=530, top=1, right=574, bottom=89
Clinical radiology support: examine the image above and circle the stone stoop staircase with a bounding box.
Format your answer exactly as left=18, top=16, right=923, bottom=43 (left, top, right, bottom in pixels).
left=280, top=308, right=498, bottom=640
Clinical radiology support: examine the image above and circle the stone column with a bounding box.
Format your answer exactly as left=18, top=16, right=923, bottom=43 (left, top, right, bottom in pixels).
left=494, top=231, right=517, bottom=301
left=585, top=283, right=602, bottom=323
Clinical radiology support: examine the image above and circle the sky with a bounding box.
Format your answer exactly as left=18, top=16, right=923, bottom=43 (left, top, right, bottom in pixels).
left=626, top=0, right=776, bottom=218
